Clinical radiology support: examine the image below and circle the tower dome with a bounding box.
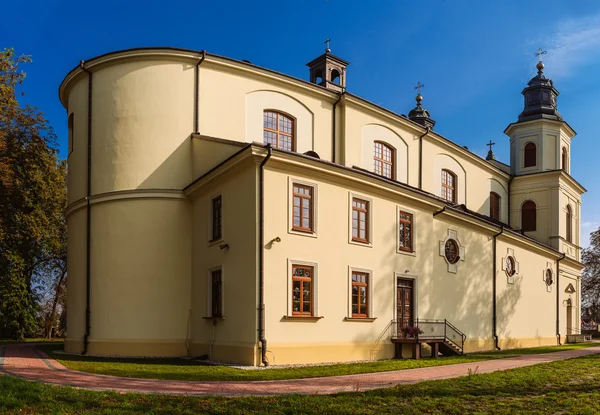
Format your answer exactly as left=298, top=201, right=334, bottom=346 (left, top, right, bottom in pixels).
left=408, top=82, right=435, bottom=130
left=518, top=50, right=562, bottom=122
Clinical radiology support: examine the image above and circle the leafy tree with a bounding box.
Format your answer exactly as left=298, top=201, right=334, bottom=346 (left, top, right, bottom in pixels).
left=582, top=228, right=600, bottom=322
left=0, top=48, right=67, bottom=339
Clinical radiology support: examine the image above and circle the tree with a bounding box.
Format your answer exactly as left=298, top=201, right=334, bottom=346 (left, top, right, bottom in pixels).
left=582, top=228, right=600, bottom=322
left=0, top=48, right=67, bottom=339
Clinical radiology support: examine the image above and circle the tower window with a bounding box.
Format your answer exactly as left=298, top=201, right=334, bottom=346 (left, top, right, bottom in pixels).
left=264, top=111, right=295, bottom=151
left=490, top=192, right=500, bottom=221
left=441, top=169, right=457, bottom=203
left=566, top=205, right=572, bottom=243
left=521, top=201, right=537, bottom=232
left=562, top=147, right=568, bottom=172
left=374, top=141, right=395, bottom=179
left=68, top=113, right=74, bottom=155
left=524, top=142, right=536, bottom=167
left=331, top=69, right=341, bottom=85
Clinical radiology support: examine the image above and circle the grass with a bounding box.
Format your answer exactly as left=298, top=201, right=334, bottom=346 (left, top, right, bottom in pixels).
left=35, top=342, right=596, bottom=382
left=1, top=350, right=600, bottom=414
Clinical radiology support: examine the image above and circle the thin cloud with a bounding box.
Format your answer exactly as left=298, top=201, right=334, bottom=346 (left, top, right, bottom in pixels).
left=537, top=13, right=600, bottom=78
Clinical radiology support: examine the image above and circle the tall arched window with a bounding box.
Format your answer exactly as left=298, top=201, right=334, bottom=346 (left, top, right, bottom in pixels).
left=562, top=147, right=568, bottom=171
left=263, top=111, right=294, bottom=151
left=524, top=142, right=536, bottom=167
left=331, top=69, right=340, bottom=85
left=522, top=201, right=537, bottom=232
left=566, top=205, right=572, bottom=243
left=490, top=192, right=501, bottom=221
left=441, top=169, right=457, bottom=203
left=374, top=141, right=395, bottom=179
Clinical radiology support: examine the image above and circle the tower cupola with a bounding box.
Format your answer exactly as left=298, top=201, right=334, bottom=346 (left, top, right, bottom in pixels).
left=306, top=39, right=349, bottom=93
left=408, top=82, right=436, bottom=130
left=518, top=49, right=562, bottom=122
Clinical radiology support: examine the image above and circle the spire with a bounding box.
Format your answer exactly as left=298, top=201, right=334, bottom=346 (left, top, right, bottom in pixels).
left=408, top=82, right=436, bottom=130
left=486, top=140, right=496, bottom=161
left=518, top=48, right=562, bottom=122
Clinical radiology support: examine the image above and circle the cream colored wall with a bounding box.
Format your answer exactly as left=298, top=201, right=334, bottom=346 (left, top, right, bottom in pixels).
left=64, top=210, right=86, bottom=353
left=198, top=62, right=335, bottom=160
left=66, top=77, right=88, bottom=205
left=262, top=163, right=433, bottom=364
left=192, top=137, right=247, bottom=179
left=495, top=239, right=557, bottom=346
left=510, top=176, right=554, bottom=242
left=188, top=160, right=259, bottom=365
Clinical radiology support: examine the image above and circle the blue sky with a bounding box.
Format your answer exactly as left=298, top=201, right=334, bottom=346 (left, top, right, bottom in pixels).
left=4, top=0, right=600, bottom=246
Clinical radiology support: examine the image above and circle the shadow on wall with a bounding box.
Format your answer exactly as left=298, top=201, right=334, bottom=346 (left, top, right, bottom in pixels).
left=138, top=136, right=193, bottom=189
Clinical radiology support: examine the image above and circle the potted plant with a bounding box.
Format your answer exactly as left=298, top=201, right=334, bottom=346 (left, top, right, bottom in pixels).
left=401, top=325, right=424, bottom=338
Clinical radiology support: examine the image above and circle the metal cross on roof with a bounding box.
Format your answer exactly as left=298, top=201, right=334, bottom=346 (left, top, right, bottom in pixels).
left=487, top=140, right=496, bottom=152
left=414, top=82, right=424, bottom=94
left=534, top=48, right=547, bottom=62
left=325, top=38, right=331, bottom=53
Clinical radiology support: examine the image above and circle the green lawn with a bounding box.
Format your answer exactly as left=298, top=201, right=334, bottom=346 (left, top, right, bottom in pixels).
left=1, top=351, right=599, bottom=414
left=35, top=342, right=596, bottom=382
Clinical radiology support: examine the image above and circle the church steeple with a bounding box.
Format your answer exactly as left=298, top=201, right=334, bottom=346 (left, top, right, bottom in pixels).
left=408, top=82, right=436, bottom=130
left=518, top=48, right=562, bottom=122
left=306, top=39, right=349, bottom=93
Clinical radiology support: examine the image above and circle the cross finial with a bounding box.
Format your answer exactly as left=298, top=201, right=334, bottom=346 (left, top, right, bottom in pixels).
left=325, top=38, right=331, bottom=53
left=414, top=82, right=424, bottom=95
left=534, top=48, right=547, bottom=62
left=486, top=140, right=496, bottom=161
left=487, top=140, right=495, bottom=152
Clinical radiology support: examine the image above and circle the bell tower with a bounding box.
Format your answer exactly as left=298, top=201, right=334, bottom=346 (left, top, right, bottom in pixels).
left=505, top=50, right=584, bottom=260
left=306, top=39, right=349, bottom=93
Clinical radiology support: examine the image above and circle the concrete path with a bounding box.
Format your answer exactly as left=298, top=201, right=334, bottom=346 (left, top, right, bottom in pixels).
left=1, top=343, right=599, bottom=396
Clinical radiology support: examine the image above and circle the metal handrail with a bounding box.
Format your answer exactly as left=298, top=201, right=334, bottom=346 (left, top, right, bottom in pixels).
left=393, top=318, right=466, bottom=355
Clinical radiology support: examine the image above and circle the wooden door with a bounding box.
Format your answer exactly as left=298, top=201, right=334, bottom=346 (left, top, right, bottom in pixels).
left=397, top=279, right=414, bottom=337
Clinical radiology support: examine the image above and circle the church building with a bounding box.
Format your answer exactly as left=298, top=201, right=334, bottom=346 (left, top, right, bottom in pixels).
left=59, top=46, right=584, bottom=365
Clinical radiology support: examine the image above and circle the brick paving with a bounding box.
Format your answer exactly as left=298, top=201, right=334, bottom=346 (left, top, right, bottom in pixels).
left=1, top=343, right=599, bottom=396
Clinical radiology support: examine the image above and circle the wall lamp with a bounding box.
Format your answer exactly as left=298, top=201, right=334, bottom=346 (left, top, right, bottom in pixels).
left=219, top=243, right=229, bottom=250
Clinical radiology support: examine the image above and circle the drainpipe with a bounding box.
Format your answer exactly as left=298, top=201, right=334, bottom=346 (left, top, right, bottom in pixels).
left=433, top=206, right=447, bottom=217
left=80, top=61, right=93, bottom=355
left=556, top=253, right=566, bottom=345
left=194, top=50, right=206, bottom=134
left=418, top=127, right=430, bottom=190
left=492, top=226, right=504, bottom=350
left=331, top=92, right=344, bottom=163
left=258, top=144, right=272, bottom=366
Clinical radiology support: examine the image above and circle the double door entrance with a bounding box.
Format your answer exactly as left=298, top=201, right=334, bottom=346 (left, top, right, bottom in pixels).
left=396, top=278, right=414, bottom=338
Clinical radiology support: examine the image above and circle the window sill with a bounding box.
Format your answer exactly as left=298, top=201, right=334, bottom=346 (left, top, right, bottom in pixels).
left=349, top=239, right=373, bottom=248
left=344, top=317, right=377, bottom=322
left=396, top=249, right=416, bottom=257
left=288, top=229, right=318, bottom=238
left=282, top=315, right=323, bottom=321
left=202, top=316, right=225, bottom=320
left=208, top=238, right=224, bottom=247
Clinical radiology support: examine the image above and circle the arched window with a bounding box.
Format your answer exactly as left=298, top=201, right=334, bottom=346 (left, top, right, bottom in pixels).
left=263, top=111, right=294, bottom=151
left=314, top=69, right=323, bottom=85
left=490, top=192, right=501, bottom=221
left=441, top=169, right=457, bottom=203
left=562, top=147, right=568, bottom=171
left=524, top=142, right=536, bottom=167
left=521, top=201, right=537, bottom=232
left=566, top=205, right=572, bottom=243
left=68, top=113, right=74, bottom=155
left=374, top=141, right=395, bottom=179
left=331, top=69, right=340, bottom=85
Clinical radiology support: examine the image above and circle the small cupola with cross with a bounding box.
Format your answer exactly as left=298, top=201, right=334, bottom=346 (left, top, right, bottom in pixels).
left=306, top=39, right=349, bottom=93
left=408, top=82, right=436, bottom=130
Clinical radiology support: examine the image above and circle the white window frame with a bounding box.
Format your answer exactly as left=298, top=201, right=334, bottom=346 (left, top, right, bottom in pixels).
left=397, top=206, right=417, bottom=256
left=208, top=191, right=224, bottom=246
left=287, top=259, right=319, bottom=317
left=206, top=265, right=224, bottom=318
left=348, top=192, right=373, bottom=247
left=346, top=266, right=375, bottom=320
left=288, top=177, right=318, bottom=238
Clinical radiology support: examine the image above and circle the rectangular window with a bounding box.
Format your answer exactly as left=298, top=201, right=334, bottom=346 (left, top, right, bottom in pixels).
left=211, top=195, right=222, bottom=241
left=398, top=211, right=413, bottom=252
left=211, top=269, right=222, bottom=317
left=351, top=271, right=369, bottom=317
left=292, top=264, right=313, bottom=315
left=490, top=192, right=500, bottom=221
left=352, top=198, right=369, bottom=242
left=292, top=184, right=313, bottom=232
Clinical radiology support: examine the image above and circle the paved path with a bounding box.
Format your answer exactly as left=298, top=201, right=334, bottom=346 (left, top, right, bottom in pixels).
left=1, top=344, right=600, bottom=396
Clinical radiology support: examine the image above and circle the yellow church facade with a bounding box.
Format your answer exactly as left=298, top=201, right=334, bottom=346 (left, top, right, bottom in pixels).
left=59, top=47, right=584, bottom=365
